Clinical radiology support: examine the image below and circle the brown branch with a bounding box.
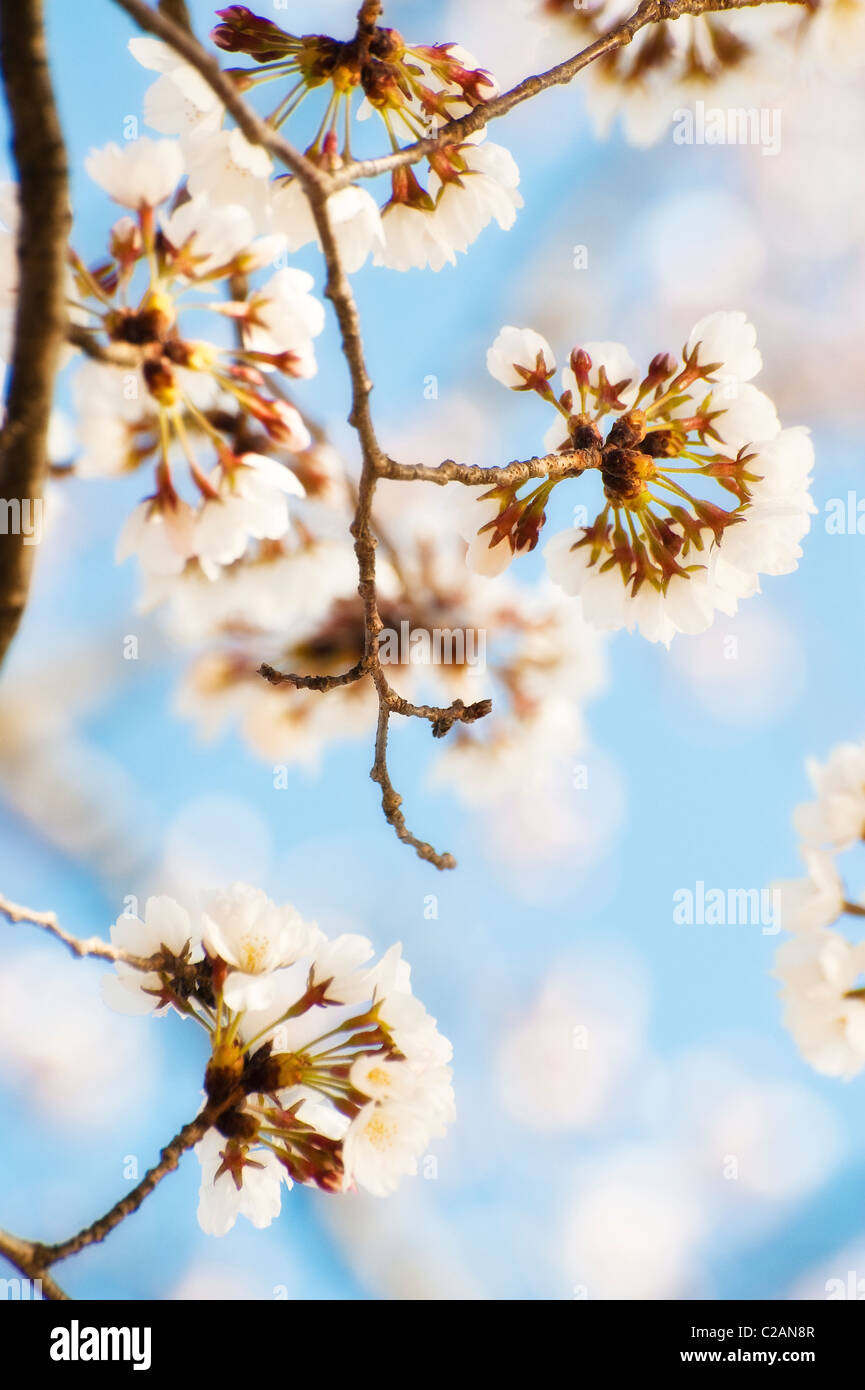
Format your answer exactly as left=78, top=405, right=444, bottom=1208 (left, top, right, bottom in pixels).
left=158, top=0, right=191, bottom=30
left=0, top=892, right=167, bottom=969
left=332, top=0, right=810, bottom=188
left=117, top=0, right=792, bottom=868
left=385, top=692, right=494, bottom=738
left=37, top=1109, right=218, bottom=1267
left=0, top=1098, right=235, bottom=1296
left=68, top=322, right=144, bottom=368
left=109, top=0, right=328, bottom=192
left=0, top=0, right=71, bottom=673
left=259, top=659, right=367, bottom=691
left=0, top=1231, right=69, bottom=1300
left=380, top=448, right=601, bottom=488
left=370, top=702, right=456, bottom=870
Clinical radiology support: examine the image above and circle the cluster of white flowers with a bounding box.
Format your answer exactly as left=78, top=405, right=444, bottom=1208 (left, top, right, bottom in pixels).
left=537, top=0, right=865, bottom=146
left=464, top=311, right=814, bottom=645
left=74, top=134, right=329, bottom=607
left=128, top=11, right=521, bottom=274
left=175, top=479, right=608, bottom=843
left=774, top=741, right=865, bottom=1078
left=103, top=882, right=454, bottom=1231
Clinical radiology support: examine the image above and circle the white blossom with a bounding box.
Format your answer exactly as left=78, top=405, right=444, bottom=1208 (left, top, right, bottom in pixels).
left=794, top=741, right=865, bottom=851
left=341, top=1100, right=431, bottom=1196
left=486, top=325, right=555, bottom=388
left=374, top=202, right=456, bottom=272
left=85, top=138, right=185, bottom=209
left=195, top=454, right=306, bottom=580
left=201, top=882, right=320, bottom=1011
left=102, top=895, right=201, bottom=1016
left=776, top=930, right=865, bottom=1078
left=129, top=37, right=223, bottom=139
left=195, top=1128, right=290, bottom=1236
left=273, top=180, right=384, bottom=273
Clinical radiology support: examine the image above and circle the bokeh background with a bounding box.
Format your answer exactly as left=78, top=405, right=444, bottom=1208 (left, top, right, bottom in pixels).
left=1, top=0, right=865, bottom=1299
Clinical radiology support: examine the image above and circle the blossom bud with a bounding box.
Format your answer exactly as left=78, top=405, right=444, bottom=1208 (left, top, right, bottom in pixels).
left=643, top=352, right=676, bottom=391
left=570, top=348, right=592, bottom=389
left=109, top=216, right=142, bottom=268
left=211, top=6, right=295, bottom=61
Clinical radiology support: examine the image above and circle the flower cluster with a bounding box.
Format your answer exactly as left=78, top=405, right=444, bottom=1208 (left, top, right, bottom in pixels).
left=128, top=7, right=521, bottom=272
left=176, top=478, right=607, bottom=845
left=103, top=883, right=454, bottom=1231
left=75, top=135, right=327, bottom=603
left=538, top=0, right=865, bottom=145
left=464, top=311, right=814, bottom=645
left=774, top=741, right=865, bottom=1079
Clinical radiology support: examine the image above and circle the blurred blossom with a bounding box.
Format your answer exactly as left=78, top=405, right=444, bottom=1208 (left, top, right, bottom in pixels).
left=643, top=190, right=766, bottom=315
left=0, top=948, right=156, bottom=1129
left=324, top=1191, right=485, bottom=1300
left=563, top=1145, right=708, bottom=1300
left=653, top=1053, right=843, bottom=1203
left=496, top=957, right=649, bottom=1131
left=0, top=655, right=152, bottom=881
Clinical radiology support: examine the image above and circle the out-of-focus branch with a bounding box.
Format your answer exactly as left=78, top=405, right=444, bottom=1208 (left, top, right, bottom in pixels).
left=0, top=0, right=70, bottom=673
left=0, top=1099, right=237, bottom=1298
left=0, top=892, right=166, bottom=969
left=39, top=1110, right=219, bottom=1266
left=68, top=322, right=144, bottom=367
left=158, top=0, right=191, bottom=31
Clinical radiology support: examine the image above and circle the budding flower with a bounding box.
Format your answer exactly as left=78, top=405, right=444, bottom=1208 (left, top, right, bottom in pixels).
left=481, top=313, right=813, bottom=645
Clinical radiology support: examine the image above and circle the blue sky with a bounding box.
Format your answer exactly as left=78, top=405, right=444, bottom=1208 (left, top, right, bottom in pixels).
left=1, top=0, right=864, bottom=1299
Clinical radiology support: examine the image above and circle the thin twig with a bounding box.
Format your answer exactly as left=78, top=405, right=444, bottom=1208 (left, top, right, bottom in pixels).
left=0, top=1100, right=235, bottom=1297
left=0, top=1230, right=70, bottom=1300
left=68, top=322, right=145, bottom=367
left=258, top=658, right=367, bottom=692
left=0, top=893, right=165, bottom=969
left=370, top=702, right=456, bottom=870
left=0, top=0, right=71, bottom=672
left=38, top=1110, right=219, bottom=1266
left=380, top=448, right=601, bottom=488
left=110, top=0, right=328, bottom=191
left=332, top=0, right=810, bottom=187
left=109, top=0, right=793, bottom=868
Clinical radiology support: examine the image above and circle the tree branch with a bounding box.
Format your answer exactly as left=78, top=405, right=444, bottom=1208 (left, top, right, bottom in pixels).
left=0, top=1102, right=232, bottom=1298
left=332, top=0, right=811, bottom=188
left=0, top=1230, right=70, bottom=1300
left=370, top=702, right=457, bottom=870
left=110, top=0, right=328, bottom=192
left=0, top=0, right=71, bottom=673
left=109, top=0, right=793, bottom=867
left=38, top=1111, right=216, bottom=1267
left=380, top=448, right=601, bottom=488
left=0, top=892, right=167, bottom=969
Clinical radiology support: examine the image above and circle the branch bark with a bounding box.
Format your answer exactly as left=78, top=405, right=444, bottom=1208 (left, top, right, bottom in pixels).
left=0, top=0, right=70, bottom=673
left=0, top=893, right=167, bottom=969
left=332, top=0, right=810, bottom=188
left=106, top=0, right=797, bottom=866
